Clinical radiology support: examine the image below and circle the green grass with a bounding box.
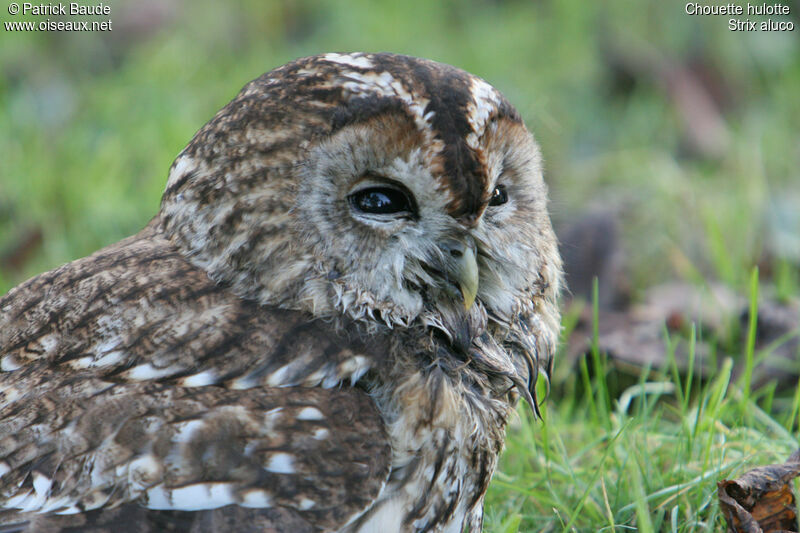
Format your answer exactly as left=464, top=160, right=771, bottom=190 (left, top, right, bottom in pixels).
left=484, top=279, right=800, bottom=531
left=2, top=1, right=799, bottom=531
left=484, top=264, right=800, bottom=531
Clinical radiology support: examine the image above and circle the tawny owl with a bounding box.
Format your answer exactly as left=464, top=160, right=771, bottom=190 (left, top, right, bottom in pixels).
left=0, top=53, right=561, bottom=532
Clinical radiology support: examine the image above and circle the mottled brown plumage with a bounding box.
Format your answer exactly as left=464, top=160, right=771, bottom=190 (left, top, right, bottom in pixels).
left=0, top=53, right=561, bottom=532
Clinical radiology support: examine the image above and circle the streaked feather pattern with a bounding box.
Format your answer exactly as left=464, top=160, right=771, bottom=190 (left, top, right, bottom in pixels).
left=1, top=53, right=561, bottom=532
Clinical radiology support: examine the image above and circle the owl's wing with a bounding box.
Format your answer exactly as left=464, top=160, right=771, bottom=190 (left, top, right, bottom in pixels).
left=0, top=221, right=391, bottom=532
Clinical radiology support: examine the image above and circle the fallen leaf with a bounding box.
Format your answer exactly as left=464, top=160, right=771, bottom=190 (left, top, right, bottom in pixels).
left=564, top=278, right=800, bottom=395
left=718, top=449, right=800, bottom=532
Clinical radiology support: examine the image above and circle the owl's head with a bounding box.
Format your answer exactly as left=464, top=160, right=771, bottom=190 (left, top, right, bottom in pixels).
left=160, top=53, right=561, bottom=401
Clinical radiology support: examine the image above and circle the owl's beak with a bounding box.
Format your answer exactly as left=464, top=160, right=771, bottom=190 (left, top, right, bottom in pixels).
left=439, top=238, right=479, bottom=310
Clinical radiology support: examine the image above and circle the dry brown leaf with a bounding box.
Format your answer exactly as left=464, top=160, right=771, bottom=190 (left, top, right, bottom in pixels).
left=718, top=450, right=800, bottom=532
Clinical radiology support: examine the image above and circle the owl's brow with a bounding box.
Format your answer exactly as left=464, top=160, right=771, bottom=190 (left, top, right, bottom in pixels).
left=330, top=95, right=413, bottom=133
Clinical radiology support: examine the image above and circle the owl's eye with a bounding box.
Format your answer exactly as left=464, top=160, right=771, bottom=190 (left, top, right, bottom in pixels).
left=349, top=186, right=415, bottom=216
left=489, top=184, right=508, bottom=206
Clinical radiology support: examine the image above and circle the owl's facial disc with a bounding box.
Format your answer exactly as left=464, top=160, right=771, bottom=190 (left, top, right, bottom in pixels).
left=345, top=175, right=480, bottom=310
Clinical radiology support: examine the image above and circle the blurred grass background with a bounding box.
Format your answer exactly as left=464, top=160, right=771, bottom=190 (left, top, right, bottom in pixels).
left=2, top=0, right=798, bottom=293
left=2, top=1, right=800, bottom=531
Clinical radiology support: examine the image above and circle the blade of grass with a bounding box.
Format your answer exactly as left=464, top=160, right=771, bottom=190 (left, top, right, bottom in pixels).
left=786, top=378, right=800, bottom=432
left=590, top=277, right=611, bottom=429
left=740, top=266, right=759, bottom=409
left=561, top=421, right=631, bottom=532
